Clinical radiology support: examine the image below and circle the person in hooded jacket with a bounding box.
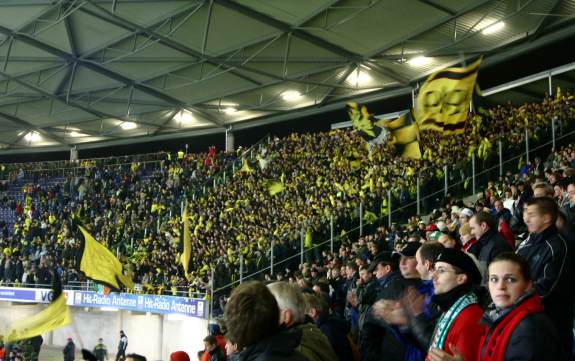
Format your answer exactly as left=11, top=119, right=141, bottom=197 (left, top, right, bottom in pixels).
left=478, top=252, right=566, bottom=361
left=303, top=292, right=355, bottom=361
left=267, top=282, right=338, bottom=361
left=224, top=281, right=306, bottom=361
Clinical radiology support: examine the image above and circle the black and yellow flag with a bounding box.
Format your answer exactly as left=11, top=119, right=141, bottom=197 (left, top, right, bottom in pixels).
left=416, top=58, right=482, bottom=134
left=180, top=205, right=192, bottom=278
left=78, top=225, right=134, bottom=290
left=5, top=271, right=71, bottom=342
left=347, top=102, right=388, bottom=145
left=381, top=110, right=421, bottom=159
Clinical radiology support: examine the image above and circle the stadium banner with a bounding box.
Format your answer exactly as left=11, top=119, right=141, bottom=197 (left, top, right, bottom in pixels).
left=0, top=287, right=206, bottom=319
left=71, top=291, right=206, bottom=319
left=0, top=287, right=37, bottom=302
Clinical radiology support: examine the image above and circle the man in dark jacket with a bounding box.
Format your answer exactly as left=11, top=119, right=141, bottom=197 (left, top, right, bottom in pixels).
left=93, top=338, right=108, bottom=361
left=358, top=253, right=405, bottom=361
left=63, top=337, right=75, bottom=361
left=203, top=335, right=225, bottom=361
left=469, top=211, right=513, bottom=274
left=267, top=282, right=338, bottom=361
left=116, top=331, right=128, bottom=361
left=517, top=197, right=575, bottom=356
left=303, top=292, right=354, bottom=361
left=224, top=281, right=306, bottom=361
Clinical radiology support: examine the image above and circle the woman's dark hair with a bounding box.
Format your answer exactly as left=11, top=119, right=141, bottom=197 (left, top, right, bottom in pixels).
left=489, top=252, right=532, bottom=281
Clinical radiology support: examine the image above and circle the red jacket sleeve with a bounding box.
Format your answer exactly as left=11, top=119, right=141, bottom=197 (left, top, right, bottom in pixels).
left=445, top=305, right=484, bottom=361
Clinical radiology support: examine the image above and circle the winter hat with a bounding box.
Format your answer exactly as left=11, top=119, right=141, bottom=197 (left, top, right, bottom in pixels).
left=170, top=351, right=191, bottom=361
left=434, top=248, right=481, bottom=285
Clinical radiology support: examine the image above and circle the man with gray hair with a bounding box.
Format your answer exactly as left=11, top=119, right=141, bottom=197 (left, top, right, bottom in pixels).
left=267, top=282, right=338, bottom=361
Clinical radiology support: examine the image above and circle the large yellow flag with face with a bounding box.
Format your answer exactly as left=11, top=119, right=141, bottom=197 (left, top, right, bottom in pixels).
left=5, top=293, right=71, bottom=342
left=180, top=205, right=192, bottom=278
left=79, top=226, right=133, bottom=290
left=416, top=58, right=482, bottom=134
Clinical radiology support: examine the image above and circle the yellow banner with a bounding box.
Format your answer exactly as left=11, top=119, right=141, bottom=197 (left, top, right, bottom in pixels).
left=416, top=58, right=482, bottom=134
left=5, top=294, right=71, bottom=342
left=79, top=226, right=134, bottom=290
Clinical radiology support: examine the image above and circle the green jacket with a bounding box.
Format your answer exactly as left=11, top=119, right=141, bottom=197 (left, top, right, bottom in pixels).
left=295, top=322, right=338, bottom=361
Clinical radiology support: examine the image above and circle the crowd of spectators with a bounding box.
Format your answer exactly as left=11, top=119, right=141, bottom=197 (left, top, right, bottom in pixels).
left=0, top=90, right=574, bottom=302
left=195, top=139, right=575, bottom=361
left=1, top=88, right=575, bottom=360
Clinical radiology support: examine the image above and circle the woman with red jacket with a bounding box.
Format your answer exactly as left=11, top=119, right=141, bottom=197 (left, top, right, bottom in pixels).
left=478, top=253, right=566, bottom=361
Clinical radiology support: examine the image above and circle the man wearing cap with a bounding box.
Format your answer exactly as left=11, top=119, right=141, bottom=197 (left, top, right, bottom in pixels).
left=397, top=243, right=422, bottom=284
left=426, top=248, right=484, bottom=361
left=358, top=253, right=403, bottom=361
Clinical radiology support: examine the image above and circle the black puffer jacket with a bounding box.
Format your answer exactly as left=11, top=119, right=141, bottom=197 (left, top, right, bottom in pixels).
left=479, top=293, right=567, bottom=361
left=516, top=226, right=575, bottom=355
left=237, top=327, right=308, bottom=361
left=317, top=313, right=353, bottom=361
left=478, top=229, right=513, bottom=270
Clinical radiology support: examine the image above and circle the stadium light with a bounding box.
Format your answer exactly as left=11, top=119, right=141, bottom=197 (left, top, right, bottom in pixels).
left=482, top=21, right=505, bottom=35
left=24, top=131, right=41, bottom=142
left=281, top=90, right=302, bottom=101
left=407, top=56, right=431, bottom=66
left=120, top=122, right=137, bottom=130
left=223, top=107, right=238, bottom=114
left=346, top=69, right=372, bottom=86
left=68, top=131, right=84, bottom=137
left=175, top=110, right=194, bottom=123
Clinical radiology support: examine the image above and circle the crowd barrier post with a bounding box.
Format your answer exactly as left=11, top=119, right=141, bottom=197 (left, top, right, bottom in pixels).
left=157, top=217, right=160, bottom=232
left=330, top=215, right=334, bottom=254
left=300, top=228, right=305, bottom=266
left=203, top=185, right=206, bottom=194
left=499, top=140, right=503, bottom=176
left=472, top=153, right=476, bottom=196
left=359, top=202, right=364, bottom=236
left=232, top=162, right=236, bottom=173
left=239, top=254, right=244, bottom=284
left=552, top=117, right=557, bottom=150
left=443, top=164, right=448, bottom=196
left=209, top=268, right=214, bottom=322
left=525, top=129, right=530, bottom=164
left=213, top=178, right=216, bottom=187
left=270, top=241, right=274, bottom=275
left=223, top=171, right=226, bottom=183
left=387, top=189, right=392, bottom=227
left=416, top=175, right=421, bottom=215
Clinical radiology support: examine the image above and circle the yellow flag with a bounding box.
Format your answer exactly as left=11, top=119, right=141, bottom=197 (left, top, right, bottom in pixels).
left=180, top=205, right=191, bottom=278
left=239, top=158, right=253, bottom=173
left=381, top=110, right=421, bottom=159
left=263, top=180, right=285, bottom=196
left=5, top=293, right=71, bottom=342
left=416, top=58, right=482, bottom=134
left=79, top=226, right=134, bottom=290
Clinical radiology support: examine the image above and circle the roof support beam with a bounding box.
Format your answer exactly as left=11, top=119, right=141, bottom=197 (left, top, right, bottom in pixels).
left=365, top=0, right=493, bottom=58
left=0, top=109, right=70, bottom=146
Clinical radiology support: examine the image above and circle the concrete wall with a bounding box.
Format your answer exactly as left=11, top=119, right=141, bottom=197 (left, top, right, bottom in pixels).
left=0, top=301, right=209, bottom=361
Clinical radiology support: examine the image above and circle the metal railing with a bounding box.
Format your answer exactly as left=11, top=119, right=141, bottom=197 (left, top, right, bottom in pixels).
left=206, top=115, right=575, bottom=318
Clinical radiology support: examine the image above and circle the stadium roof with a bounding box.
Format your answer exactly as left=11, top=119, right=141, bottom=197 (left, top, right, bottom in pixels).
left=1, top=0, right=575, bottom=153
